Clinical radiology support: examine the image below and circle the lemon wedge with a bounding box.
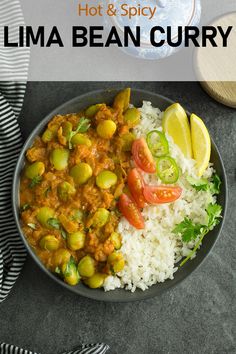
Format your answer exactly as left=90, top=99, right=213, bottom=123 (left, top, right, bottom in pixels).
left=190, top=114, right=211, bottom=177
left=162, top=103, right=192, bottom=158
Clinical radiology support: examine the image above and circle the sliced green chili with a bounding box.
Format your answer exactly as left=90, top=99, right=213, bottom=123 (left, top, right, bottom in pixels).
left=156, top=156, right=179, bottom=184
left=146, top=130, right=169, bottom=157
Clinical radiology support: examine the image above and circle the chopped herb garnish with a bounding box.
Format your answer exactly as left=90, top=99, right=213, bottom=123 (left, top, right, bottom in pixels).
left=75, top=117, right=91, bottom=133
left=21, top=203, right=30, bottom=211
left=173, top=203, right=222, bottom=266
left=186, top=176, right=209, bottom=192
left=186, top=174, right=221, bottom=196
left=47, top=218, right=60, bottom=229
left=173, top=217, right=203, bottom=243
left=55, top=266, right=61, bottom=275
left=27, top=223, right=36, bottom=230
left=47, top=218, right=67, bottom=239
left=29, top=176, right=42, bottom=188
left=61, top=229, right=67, bottom=239
left=68, top=117, right=91, bottom=149
left=64, top=256, right=76, bottom=277
left=70, top=209, right=84, bottom=222
left=206, top=203, right=222, bottom=229
left=209, top=174, right=221, bottom=195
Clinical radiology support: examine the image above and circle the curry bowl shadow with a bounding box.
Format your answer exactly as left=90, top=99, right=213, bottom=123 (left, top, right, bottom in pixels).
left=12, top=89, right=227, bottom=302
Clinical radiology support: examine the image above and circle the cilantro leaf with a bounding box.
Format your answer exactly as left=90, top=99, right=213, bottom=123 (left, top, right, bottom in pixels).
left=75, top=117, right=91, bottom=133
left=21, top=203, right=30, bottom=212
left=175, top=202, right=222, bottom=266
left=68, top=117, right=91, bottom=149
left=29, top=176, right=42, bottom=188
left=61, top=229, right=67, bottom=239
left=186, top=176, right=209, bottom=192
left=64, top=256, right=76, bottom=277
left=173, top=217, right=203, bottom=243
left=209, top=174, right=221, bottom=195
left=70, top=209, right=84, bottom=222
left=47, top=218, right=61, bottom=229
left=206, top=203, right=222, bottom=229
left=55, top=266, right=61, bottom=275
left=180, top=232, right=206, bottom=267
left=47, top=218, right=67, bottom=239
left=186, top=174, right=221, bottom=195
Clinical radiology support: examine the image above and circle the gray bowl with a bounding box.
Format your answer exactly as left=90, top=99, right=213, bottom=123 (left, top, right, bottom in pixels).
left=12, top=89, right=227, bottom=302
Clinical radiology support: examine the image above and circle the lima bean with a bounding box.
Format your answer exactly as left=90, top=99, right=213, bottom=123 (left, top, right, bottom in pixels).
left=39, top=235, right=59, bottom=251
left=57, top=181, right=76, bottom=201
left=121, top=132, right=136, bottom=152
left=50, top=148, right=69, bottom=171
left=109, top=232, right=122, bottom=250
left=96, top=171, right=117, bottom=189
left=90, top=208, right=110, bottom=228
left=42, top=129, right=53, bottom=143
left=107, top=252, right=125, bottom=273
left=61, top=261, right=80, bottom=286
left=70, top=163, right=92, bottom=185
left=25, top=162, right=45, bottom=180
left=124, top=107, right=140, bottom=127
left=85, top=104, right=102, bottom=118
left=36, top=207, right=55, bottom=228
left=67, top=231, right=85, bottom=251
left=85, top=273, right=106, bottom=289
left=78, top=255, right=95, bottom=277
left=97, top=120, right=117, bottom=139
left=53, top=249, right=71, bottom=266
left=71, top=133, right=92, bottom=147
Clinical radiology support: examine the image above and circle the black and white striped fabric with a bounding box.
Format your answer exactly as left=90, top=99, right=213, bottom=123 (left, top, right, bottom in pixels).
left=0, top=343, right=110, bottom=354
left=0, top=82, right=27, bottom=302
left=0, top=0, right=29, bottom=302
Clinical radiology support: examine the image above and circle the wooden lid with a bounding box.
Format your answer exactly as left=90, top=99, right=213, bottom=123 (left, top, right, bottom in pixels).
left=195, top=12, right=236, bottom=108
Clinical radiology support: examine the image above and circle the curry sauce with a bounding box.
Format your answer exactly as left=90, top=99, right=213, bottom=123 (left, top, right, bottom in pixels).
left=20, top=88, right=141, bottom=288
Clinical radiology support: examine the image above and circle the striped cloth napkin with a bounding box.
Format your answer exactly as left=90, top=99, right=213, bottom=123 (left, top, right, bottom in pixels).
left=0, top=82, right=27, bottom=302
left=0, top=343, right=110, bottom=354
left=0, top=0, right=29, bottom=304
left=0, top=2, right=109, bottom=354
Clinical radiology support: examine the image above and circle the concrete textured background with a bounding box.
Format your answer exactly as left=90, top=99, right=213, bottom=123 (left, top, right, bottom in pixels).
left=0, top=82, right=235, bottom=354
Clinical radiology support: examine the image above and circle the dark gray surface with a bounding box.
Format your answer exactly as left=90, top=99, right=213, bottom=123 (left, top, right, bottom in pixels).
left=0, top=82, right=235, bottom=354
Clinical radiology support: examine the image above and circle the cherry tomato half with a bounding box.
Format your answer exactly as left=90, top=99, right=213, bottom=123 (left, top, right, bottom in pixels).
left=143, top=185, right=182, bottom=204
left=132, top=138, right=156, bottom=174
left=127, top=168, right=146, bottom=208
left=118, top=194, right=145, bottom=229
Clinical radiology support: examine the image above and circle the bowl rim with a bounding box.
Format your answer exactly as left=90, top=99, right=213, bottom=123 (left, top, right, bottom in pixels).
left=12, top=88, right=228, bottom=302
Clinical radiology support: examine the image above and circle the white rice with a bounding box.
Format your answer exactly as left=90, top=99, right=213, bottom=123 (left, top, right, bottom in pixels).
left=103, top=101, right=215, bottom=292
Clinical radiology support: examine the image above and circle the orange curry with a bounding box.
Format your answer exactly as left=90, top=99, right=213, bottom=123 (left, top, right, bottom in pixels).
left=20, top=88, right=141, bottom=288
